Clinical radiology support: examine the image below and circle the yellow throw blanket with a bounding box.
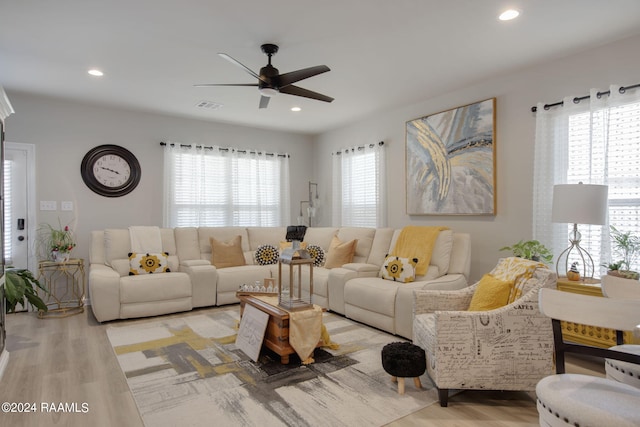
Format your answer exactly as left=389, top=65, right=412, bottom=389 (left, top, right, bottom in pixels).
left=390, top=226, right=449, bottom=276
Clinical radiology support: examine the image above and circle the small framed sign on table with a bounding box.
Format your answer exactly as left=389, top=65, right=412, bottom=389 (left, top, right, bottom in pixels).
left=236, top=303, right=269, bottom=362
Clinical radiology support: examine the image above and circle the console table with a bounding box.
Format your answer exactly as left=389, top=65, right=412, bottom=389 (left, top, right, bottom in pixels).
left=557, top=277, right=639, bottom=347
left=37, top=259, right=85, bottom=318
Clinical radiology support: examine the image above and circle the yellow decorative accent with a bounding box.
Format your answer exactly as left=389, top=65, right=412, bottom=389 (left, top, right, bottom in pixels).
left=381, top=256, right=418, bottom=283
left=390, top=226, right=448, bottom=276
left=468, top=274, right=514, bottom=311
left=490, top=257, right=546, bottom=303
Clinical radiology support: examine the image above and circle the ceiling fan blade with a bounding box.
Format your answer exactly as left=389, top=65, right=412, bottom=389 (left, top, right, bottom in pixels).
left=218, top=53, right=268, bottom=83
left=259, top=96, right=270, bottom=109
left=277, top=65, right=330, bottom=88
left=279, top=85, right=334, bottom=103
left=194, top=83, right=258, bottom=87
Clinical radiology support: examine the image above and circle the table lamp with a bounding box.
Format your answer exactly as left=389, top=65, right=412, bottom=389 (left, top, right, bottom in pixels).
left=552, top=183, right=608, bottom=280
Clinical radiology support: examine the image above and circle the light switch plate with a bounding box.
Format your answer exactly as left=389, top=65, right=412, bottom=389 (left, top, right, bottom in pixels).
left=61, top=201, right=73, bottom=211
left=40, top=201, right=57, bottom=211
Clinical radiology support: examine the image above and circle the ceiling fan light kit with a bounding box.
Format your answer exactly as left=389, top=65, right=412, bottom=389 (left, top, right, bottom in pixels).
left=195, top=43, right=333, bottom=109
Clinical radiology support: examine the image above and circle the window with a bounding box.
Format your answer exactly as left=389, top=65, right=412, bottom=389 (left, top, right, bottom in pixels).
left=3, top=159, right=11, bottom=265
left=332, top=142, right=386, bottom=227
left=163, top=144, right=290, bottom=227
left=533, top=85, right=640, bottom=273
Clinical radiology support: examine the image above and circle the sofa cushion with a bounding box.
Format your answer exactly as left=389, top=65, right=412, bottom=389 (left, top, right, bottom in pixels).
left=336, top=227, right=376, bottom=264
left=254, top=244, right=279, bottom=265
left=210, top=235, right=246, bottom=268
left=467, top=274, right=514, bottom=311
left=303, top=227, right=339, bottom=252
left=325, top=236, right=358, bottom=269
left=380, top=256, right=418, bottom=283
left=104, top=229, right=132, bottom=267
left=129, top=252, right=171, bottom=275
left=389, top=229, right=453, bottom=277
left=344, top=277, right=398, bottom=317
left=247, top=227, right=287, bottom=250
left=120, top=272, right=191, bottom=304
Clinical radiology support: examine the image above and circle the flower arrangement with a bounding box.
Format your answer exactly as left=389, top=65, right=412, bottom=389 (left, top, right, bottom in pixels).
left=38, top=221, right=76, bottom=261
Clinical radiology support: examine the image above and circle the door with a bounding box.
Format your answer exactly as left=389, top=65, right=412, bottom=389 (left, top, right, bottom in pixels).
left=4, top=143, right=36, bottom=271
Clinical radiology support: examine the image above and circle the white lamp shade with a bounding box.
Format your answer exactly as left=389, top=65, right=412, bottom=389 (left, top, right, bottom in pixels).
left=551, top=184, right=608, bottom=225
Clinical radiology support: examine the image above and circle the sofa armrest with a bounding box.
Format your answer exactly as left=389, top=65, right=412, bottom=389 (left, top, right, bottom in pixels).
left=179, top=262, right=217, bottom=307
left=413, top=284, right=476, bottom=315
left=89, top=264, right=121, bottom=322
left=341, top=263, right=380, bottom=276
left=327, top=267, right=358, bottom=315
left=181, top=259, right=211, bottom=267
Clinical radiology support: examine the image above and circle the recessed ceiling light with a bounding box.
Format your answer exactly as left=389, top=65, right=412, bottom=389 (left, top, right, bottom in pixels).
left=291, top=107, right=301, bottom=112
left=499, top=9, right=520, bottom=21
left=88, top=69, right=104, bottom=77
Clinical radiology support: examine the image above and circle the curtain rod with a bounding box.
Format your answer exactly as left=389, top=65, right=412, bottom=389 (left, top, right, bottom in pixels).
left=531, top=83, right=640, bottom=112
left=333, top=141, right=384, bottom=155
left=159, top=141, right=289, bottom=158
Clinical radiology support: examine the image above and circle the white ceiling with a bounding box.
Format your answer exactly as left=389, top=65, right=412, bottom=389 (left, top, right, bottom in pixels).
left=2, top=0, right=640, bottom=135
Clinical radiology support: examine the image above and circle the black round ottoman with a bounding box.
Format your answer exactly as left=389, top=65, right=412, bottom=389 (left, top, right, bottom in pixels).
left=381, top=342, right=426, bottom=394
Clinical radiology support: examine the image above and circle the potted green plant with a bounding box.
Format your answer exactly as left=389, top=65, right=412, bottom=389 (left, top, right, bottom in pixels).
left=4, top=268, right=48, bottom=313
left=499, top=239, right=554, bottom=264
left=603, top=225, right=640, bottom=280
left=37, top=221, right=76, bottom=262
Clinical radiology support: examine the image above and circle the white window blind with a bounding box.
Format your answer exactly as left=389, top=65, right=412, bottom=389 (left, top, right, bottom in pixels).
left=533, top=85, right=640, bottom=273
left=3, top=159, right=11, bottom=265
left=332, top=142, right=386, bottom=227
left=163, top=144, right=290, bottom=227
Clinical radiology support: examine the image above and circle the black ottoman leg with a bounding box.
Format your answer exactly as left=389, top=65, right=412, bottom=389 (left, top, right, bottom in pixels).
left=438, top=388, right=449, bottom=407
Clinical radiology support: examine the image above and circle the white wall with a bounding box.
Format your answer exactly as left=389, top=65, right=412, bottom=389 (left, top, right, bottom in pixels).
left=314, top=33, right=640, bottom=281
left=4, top=93, right=313, bottom=266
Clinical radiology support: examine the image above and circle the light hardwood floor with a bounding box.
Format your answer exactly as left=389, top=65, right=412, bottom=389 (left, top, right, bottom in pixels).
left=0, top=306, right=605, bottom=427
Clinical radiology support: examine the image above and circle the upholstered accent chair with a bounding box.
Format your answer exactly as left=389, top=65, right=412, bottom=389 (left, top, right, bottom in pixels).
left=412, top=257, right=557, bottom=406
left=536, top=288, right=640, bottom=427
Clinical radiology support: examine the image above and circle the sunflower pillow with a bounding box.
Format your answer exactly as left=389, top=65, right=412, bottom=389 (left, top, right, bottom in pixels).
left=380, top=255, right=419, bottom=283
left=129, top=252, right=171, bottom=275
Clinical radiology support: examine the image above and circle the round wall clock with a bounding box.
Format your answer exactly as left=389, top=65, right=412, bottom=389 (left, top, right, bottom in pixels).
left=81, top=144, right=141, bottom=197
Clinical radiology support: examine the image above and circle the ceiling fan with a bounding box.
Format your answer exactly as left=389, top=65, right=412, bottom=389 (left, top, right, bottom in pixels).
left=195, top=43, right=334, bottom=109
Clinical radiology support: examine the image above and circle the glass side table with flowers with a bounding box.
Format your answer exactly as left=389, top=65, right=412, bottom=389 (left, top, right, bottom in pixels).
left=38, top=221, right=76, bottom=263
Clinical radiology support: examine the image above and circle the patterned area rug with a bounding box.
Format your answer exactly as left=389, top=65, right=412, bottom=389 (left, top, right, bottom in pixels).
left=106, top=306, right=438, bottom=427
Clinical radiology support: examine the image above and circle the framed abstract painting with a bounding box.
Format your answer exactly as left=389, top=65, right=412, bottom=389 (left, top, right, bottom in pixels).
left=405, top=98, right=496, bottom=215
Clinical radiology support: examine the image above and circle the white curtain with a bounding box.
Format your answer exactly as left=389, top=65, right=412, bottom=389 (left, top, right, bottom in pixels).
left=533, top=84, right=640, bottom=272
left=163, top=143, right=290, bottom=227
left=332, top=142, right=387, bottom=227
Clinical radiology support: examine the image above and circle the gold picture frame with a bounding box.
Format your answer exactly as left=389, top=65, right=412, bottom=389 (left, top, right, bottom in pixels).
left=405, top=98, right=496, bottom=215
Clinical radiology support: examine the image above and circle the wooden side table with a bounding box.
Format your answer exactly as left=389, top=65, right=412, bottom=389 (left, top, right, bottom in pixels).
left=557, top=277, right=639, bottom=347
left=37, top=258, right=85, bottom=318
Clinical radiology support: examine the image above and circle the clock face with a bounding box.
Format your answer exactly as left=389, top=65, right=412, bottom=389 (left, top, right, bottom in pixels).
left=81, top=145, right=141, bottom=197
left=93, top=154, right=132, bottom=187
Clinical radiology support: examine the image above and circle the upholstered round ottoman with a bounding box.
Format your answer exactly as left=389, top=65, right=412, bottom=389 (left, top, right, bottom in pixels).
left=381, top=342, right=426, bottom=394
left=536, top=373, right=640, bottom=427
left=606, top=344, right=640, bottom=389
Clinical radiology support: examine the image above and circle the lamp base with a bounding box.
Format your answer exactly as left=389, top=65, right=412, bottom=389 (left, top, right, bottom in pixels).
left=556, top=224, right=595, bottom=280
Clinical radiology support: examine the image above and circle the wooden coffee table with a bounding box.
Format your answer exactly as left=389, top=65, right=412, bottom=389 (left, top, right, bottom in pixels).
left=238, top=294, right=322, bottom=364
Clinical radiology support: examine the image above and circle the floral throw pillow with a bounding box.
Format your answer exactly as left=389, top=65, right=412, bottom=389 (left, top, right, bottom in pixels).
left=255, top=244, right=279, bottom=265
left=380, top=255, right=419, bottom=283
left=307, top=244, right=326, bottom=267
left=129, top=252, right=171, bottom=275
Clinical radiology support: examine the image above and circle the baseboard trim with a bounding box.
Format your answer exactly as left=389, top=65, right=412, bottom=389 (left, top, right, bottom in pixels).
left=0, top=349, right=10, bottom=382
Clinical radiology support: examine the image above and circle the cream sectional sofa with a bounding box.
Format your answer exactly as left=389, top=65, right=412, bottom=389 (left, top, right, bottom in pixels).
left=89, top=226, right=471, bottom=338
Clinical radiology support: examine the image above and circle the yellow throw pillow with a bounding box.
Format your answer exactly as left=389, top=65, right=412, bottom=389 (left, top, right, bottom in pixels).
left=324, top=236, right=358, bottom=269
left=210, top=235, right=246, bottom=268
left=468, top=274, right=514, bottom=311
